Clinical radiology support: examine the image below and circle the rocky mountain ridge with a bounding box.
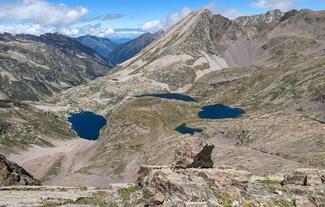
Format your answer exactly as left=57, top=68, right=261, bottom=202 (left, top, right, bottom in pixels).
left=0, top=32, right=113, bottom=101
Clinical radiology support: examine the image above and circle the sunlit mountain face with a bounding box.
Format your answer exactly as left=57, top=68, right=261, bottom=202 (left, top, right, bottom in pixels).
left=0, top=1, right=324, bottom=206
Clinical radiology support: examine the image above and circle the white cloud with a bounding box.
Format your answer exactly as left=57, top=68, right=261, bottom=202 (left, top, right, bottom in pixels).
left=221, top=9, right=243, bottom=19
left=250, top=0, right=298, bottom=11
left=205, top=1, right=243, bottom=19
left=103, top=13, right=125, bottom=20
left=60, top=24, right=114, bottom=37
left=140, top=20, right=163, bottom=33
left=0, top=23, right=144, bottom=38
left=0, top=24, right=54, bottom=35
left=0, top=0, right=88, bottom=26
left=140, top=6, right=191, bottom=33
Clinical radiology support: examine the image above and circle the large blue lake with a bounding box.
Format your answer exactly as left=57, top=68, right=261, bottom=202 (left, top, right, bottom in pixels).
left=135, top=93, right=196, bottom=102
left=68, top=112, right=107, bottom=140
left=198, top=104, right=245, bottom=119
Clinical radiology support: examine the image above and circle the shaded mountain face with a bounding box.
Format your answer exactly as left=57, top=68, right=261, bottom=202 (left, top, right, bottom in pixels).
left=76, top=35, right=118, bottom=59
left=108, top=32, right=162, bottom=64
left=0, top=33, right=113, bottom=101
left=77, top=32, right=161, bottom=64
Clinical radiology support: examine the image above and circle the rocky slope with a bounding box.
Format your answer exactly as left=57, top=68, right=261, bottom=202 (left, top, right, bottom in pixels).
left=0, top=154, right=40, bottom=186
left=56, top=9, right=325, bottom=113
left=0, top=32, right=113, bottom=101
left=0, top=100, right=76, bottom=154
left=50, top=8, right=325, bottom=185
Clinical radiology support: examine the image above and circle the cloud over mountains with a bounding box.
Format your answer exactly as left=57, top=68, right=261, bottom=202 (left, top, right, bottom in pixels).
left=0, top=0, right=88, bottom=26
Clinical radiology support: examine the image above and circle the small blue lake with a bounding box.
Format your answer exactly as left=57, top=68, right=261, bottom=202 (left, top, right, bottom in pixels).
left=175, top=123, right=203, bottom=135
left=135, top=93, right=196, bottom=102
left=198, top=104, right=245, bottom=119
left=68, top=112, right=107, bottom=140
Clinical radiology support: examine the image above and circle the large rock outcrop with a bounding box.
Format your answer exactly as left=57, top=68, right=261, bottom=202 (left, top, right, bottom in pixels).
left=138, top=166, right=325, bottom=206
left=282, top=168, right=324, bottom=186
left=173, top=142, right=215, bottom=169
left=0, top=155, right=41, bottom=186
left=137, top=143, right=325, bottom=206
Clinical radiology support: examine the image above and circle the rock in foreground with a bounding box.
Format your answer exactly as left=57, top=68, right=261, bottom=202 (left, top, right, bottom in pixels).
left=0, top=155, right=41, bottom=186
left=173, top=142, right=215, bottom=169
left=138, top=166, right=325, bottom=206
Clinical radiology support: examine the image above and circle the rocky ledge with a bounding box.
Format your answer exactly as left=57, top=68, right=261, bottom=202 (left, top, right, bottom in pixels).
left=137, top=142, right=325, bottom=206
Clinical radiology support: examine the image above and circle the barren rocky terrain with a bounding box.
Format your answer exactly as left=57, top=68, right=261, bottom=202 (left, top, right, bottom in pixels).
left=0, top=8, right=324, bottom=207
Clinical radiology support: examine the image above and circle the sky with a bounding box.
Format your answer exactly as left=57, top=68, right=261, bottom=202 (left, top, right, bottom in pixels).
left=0, top=0, right=323, bottom=38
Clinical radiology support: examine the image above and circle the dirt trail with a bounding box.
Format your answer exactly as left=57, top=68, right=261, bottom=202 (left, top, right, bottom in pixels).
left=8, top=139, right=113, bottom=187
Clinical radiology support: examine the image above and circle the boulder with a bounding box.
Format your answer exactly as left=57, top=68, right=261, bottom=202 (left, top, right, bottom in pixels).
left=138, top=166, right=252, bottom=205
left=295, top=197, right=317, bottom=207
left=0, top=155, right=41, bottom=186
left=151, top=191, right=166, bottom=206
left=173, top=142, right=215, bottom=169
left=282, top=169, right=323, bottom=186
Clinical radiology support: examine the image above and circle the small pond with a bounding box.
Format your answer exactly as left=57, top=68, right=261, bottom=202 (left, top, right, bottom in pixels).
left=175, top=123, right=203, bottom=135
left=198, top=104, right=245, bottom=119
left=135, top=93, right=196, bottom=102
left=68, top=112, right=107, bottom=140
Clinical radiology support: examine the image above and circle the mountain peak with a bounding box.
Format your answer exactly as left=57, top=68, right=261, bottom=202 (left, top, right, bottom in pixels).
left=198, top=8, right=213, bottom=15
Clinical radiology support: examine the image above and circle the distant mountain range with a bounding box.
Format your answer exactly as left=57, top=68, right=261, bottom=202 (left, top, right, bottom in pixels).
left=0, top=32, right=113, bottom=101
left=76, top=32, right=162, bottom=64
left=75, top=35, right=118, bottom=59
left=0, top=31, right=160, bottom=101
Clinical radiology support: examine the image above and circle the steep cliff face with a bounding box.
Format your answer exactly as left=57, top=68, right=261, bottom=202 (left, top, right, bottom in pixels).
left=0, top=33, right=113, bottom=101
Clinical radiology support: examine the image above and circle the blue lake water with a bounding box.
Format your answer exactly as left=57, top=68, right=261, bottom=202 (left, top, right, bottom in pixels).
left=198, top=104, right=245, bottom=119
left=135, top=93, right=196, bottom=102
left=68, top=112, right=107, bottom=140
left=175, top=123, right=203, bottom=135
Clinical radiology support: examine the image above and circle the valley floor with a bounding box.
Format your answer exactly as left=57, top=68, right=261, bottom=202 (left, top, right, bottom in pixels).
left=8, top=139, right=113, bottom=187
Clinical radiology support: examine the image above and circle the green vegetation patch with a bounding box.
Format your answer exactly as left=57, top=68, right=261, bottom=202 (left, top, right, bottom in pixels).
left=118, top=186, right=138, bottom=202
left=42, top=155, right=64, bottom=181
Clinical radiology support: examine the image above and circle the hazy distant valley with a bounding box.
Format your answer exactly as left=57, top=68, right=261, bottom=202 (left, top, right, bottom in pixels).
left=0, top=8, right=324, bottom=207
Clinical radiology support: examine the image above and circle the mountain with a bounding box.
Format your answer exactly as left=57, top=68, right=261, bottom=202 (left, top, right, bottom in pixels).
left=76, top=32, right=161, bottom=64
left=0, top=33, right=113, bottom=101
left=108, top=32, right=162, bottom=64
left=109, top=37, right=133, bottom=44
left=76, top=35, right=118, bottom=59
left=53, top=8, right=325, bottom=185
